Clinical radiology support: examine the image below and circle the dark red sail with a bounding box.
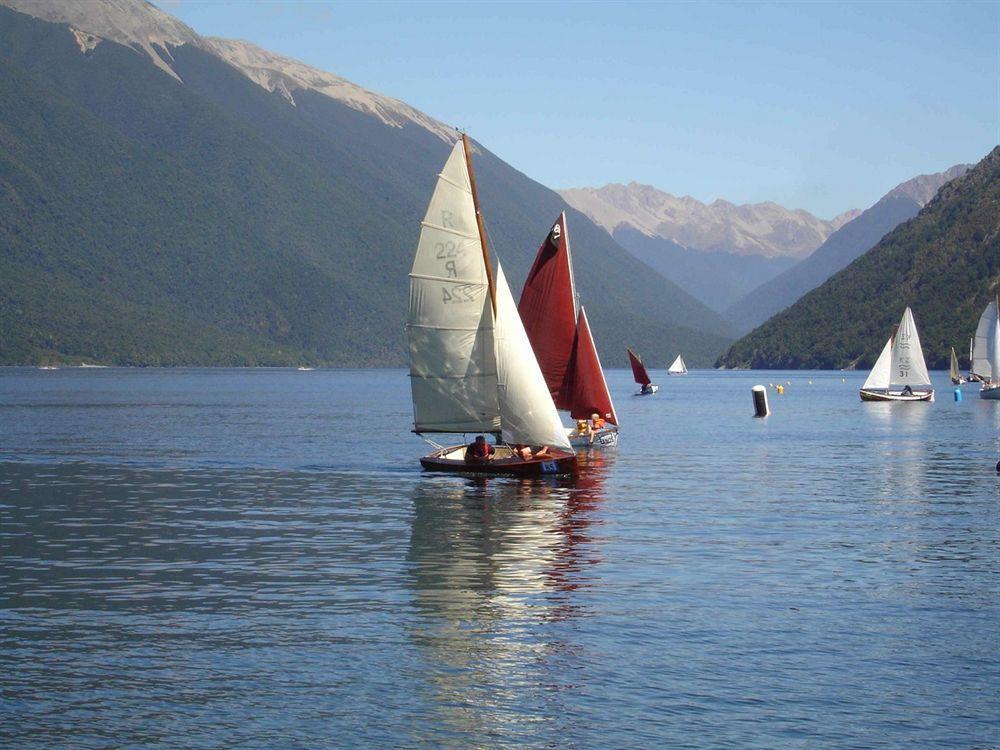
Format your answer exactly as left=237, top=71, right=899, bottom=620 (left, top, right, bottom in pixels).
left=568, top=308, right=618, bottom=425
left=518, top=212, right=578, bottom=408
left=627, top=347, right=652, bottom=386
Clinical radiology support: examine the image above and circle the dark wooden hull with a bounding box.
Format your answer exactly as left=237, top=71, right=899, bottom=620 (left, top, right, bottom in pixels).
left=420, top=445, right=578, bottom=475
left=859, top=388, right=934, bottom=402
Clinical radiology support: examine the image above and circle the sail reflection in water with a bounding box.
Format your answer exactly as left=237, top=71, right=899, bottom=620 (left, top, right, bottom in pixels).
left=405, top=453, right=612, bottom=745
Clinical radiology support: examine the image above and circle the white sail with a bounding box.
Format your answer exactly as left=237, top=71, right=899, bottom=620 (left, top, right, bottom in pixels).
left=863, top=337, right=893, bottom=390
left=890, top=307, right=931, bottom=388
left=668, top=355, right=687, bottom=374
left=493, top=265, right=573, bottom=450
left=971, top=300, right=998, bottom=380
left=406, top=140, right=500, bottom=433
left=949, top=348, right=960, bottom=380
left=987, top=306, right=1000, bottom=382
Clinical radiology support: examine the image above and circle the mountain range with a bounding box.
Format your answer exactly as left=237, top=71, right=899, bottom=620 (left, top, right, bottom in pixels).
left=0, top=0, right=734, bottom=367
left=723, top=164, right=971, bottom=334
left=561, top=182, right=860, bottom=311
left=717, top=147, right=999, bottom=370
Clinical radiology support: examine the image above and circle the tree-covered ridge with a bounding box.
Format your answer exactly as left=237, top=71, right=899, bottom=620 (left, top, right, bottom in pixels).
left=717, top=147, right=1000, bottom=370
left=0, top=6, right=734, bottom=368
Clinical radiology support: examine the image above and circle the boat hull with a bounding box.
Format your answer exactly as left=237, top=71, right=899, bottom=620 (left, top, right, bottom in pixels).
left=567, top=426, right=618, bottom=448
left=859, top=388, right=934, bottom=402
left=980, top=385, right=1000, bottom=400
left=635, top=385, right=658, bottom=395
left=420, top=445, right=578, bottom=475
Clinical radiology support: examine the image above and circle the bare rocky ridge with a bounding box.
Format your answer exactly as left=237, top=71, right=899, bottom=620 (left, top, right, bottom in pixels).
left=560, top=181, right=859, bottom=260
left=0, top=0, right=455, bottom=139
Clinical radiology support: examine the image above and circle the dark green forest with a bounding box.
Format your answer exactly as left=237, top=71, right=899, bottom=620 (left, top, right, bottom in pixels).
left=717, top=147, right=999, bottom=370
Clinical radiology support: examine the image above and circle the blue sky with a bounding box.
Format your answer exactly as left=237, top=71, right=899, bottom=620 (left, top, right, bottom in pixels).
left=161, top=1, right=998, bottom=218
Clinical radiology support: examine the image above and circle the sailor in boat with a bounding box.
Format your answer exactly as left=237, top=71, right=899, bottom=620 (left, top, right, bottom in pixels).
left=640, top=383, right=655, bottom=395
left=465, top=435, right=495, bottom=463
left=575, top=419, right=591, bottom=439
left=589, top=413, right=607, bottom=444
left=902, top=385, right=913, bottom=396
left=512, top=444, right=552, bottom=460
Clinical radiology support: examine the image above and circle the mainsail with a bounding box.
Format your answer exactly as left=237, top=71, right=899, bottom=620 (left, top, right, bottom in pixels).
left=517, top=213, right=578, bottom=406
left=407, top=137, right=572, bottom=450
left=890, top=307, right=931, bottom=388
left=949, top=347, right=961, bottom=381
left=862, top=337, right=893, bottom=390
left=668, top=355, right=687, bottom=374
left=971, top=299, right=999, bottom=380
left=627, top=348, right=652, bottom=386
left=494, top=266, right=573, bottom=449
left=406, top=140, right=500, bottom=433
left=518, top=213, right=618, bottom=425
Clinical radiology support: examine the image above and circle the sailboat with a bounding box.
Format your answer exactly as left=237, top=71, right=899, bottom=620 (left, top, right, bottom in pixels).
left=518, top=213, right=619, bottom=448
left=967, top=337, right=982, bottom=382
left=949, top=347, right=965, bottom=385
left=859, top=307, right=934, bottom=402
left=405, top=135, right=577, bottom=475
left=970, top=297, right=1000, bottom=399
left=627, top=348, right=658, bottom=395
left=667, top=355, right=688, bottom=375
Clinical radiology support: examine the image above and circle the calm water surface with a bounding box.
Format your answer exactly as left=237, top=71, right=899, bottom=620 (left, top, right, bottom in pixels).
left=1, top=368, right=997, bottom=748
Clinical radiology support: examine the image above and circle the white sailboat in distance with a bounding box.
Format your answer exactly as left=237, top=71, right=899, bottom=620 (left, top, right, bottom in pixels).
left=859, top=307, right=934, bottom=402
left=667, top=355, right=688, bottom=375
left=971, top=297, right=1000, bottom=399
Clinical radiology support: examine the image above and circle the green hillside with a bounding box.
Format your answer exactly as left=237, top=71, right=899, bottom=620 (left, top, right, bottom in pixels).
left=717, top=147, right=999, bottom=370
left=0, top=6, right=733, bottom=367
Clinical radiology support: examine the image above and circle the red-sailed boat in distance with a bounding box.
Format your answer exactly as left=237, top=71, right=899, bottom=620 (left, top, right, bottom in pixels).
left=627, top=348, right=659, bottom=395
left=518, top=213, right=619, bottom=448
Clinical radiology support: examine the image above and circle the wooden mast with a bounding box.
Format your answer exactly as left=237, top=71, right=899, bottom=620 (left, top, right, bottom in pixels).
left=462, top=133, right=497, bottom=314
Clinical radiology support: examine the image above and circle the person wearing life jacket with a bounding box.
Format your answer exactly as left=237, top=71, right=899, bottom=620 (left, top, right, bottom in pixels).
left=465, top=435, right=495, bottom=462
left=575, top=419, right=591, bottom=437
left=590, top=412, right=606, bottom=431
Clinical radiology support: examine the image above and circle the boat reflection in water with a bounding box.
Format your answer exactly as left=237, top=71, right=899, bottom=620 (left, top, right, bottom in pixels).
left=404, top=451, right=612, bottom=745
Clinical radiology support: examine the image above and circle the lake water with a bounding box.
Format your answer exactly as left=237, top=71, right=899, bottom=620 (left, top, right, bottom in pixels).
left=1, top=367, right=997, bottom=748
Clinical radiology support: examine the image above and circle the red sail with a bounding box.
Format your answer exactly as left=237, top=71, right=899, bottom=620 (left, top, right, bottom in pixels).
left=518, top=212, right=578, bottom=408
left=627, top=347, right=651, bottom=386
left=569, top=308, right=618, bottom=425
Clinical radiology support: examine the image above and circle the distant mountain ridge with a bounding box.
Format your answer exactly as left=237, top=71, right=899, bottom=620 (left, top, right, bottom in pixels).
left=0, top=0, right=734, bottom=367
left=724, top=164, right=972, bottom=333
left=717, top=148, right=999, bottom=370
left=560, top=181, right=858, bottom=260
left=2, top=0, right=456, bottom=138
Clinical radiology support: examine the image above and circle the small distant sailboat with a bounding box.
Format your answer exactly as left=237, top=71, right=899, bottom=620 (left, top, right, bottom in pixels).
left=949, top=347, right=965, bottom=385
left=518, top=213, right=619, bottom=448
left=967, top=336, right=982, bottom=382
left=297, top=366, right=315, bottom=371
left=38, top=365, right=59, bottom=371
left=627, top=348, right=658, bottom=395
left=859, top=307, right=934, bottom=402
left=971, top=296, right=1000, bottom=400
left=405, top=135, right=576, bottom=474
left=667, top=355, right=688, bottom=375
